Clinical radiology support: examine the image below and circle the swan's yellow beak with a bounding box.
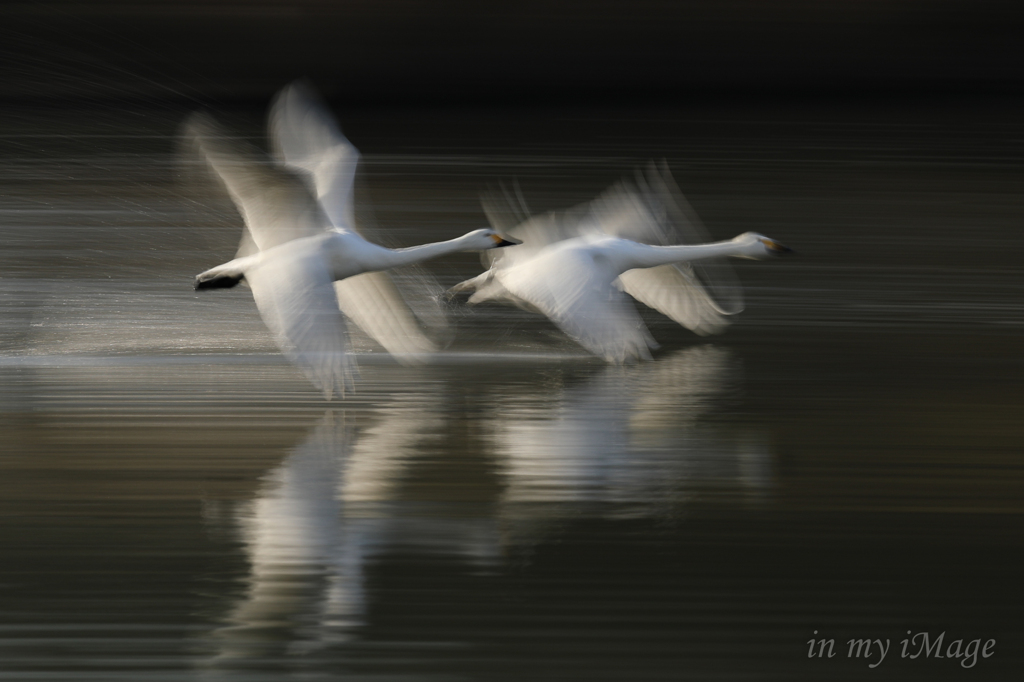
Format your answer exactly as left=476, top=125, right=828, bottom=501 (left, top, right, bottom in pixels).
left=760, top=238, right=794, bottom=254
left=491, top=233, right=522, bottom=248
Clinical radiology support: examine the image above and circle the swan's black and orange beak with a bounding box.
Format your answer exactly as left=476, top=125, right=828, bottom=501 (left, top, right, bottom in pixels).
left=760, top=238, right=794, bottom=255
left=491, top=233, right=523, bottom=248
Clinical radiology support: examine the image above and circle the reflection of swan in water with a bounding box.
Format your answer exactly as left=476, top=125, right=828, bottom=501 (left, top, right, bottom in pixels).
left=206, top=397, right=500, bottom=661
left=490, top=346, right=771, bottom=518
left=205, top=349, right=771, bottom=662
left=212, top=412, right=362, bottom=658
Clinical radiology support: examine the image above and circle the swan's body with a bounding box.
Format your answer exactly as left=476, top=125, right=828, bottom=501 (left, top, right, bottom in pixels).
left=188, top=84, right=517, bottom=398
left=450, top=166, right=791, bottom=362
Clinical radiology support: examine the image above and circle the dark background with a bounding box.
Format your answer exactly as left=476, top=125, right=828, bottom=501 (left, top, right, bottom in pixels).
left=2, top=4, right=1024, bottom=681
left=2, top=1, right=1023, bottom=107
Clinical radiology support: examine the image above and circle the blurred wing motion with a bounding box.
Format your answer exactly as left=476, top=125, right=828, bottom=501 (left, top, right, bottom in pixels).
left=600, top=162, right=744, bottom=335
left=268, top=82, right=448, bottom=357
left=185, top=82, right=453, bottom=393
left=496, top=245, right=657, bottom=363
left=269, top=81, right=360, bottom=231
left=482, top=162, right=744, bottom=335
left=185, top=113, right=352, bottom=396
left=248, top=250, right=355, bottom=400
left=183, top=113, right=327, bottom=257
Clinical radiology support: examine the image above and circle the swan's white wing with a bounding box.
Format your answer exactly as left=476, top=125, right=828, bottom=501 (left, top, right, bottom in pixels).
left=617, top=266, right=730, bottom=335
left=454, top=195, right=589, bottom=308
left=593, top=163, right=745, bottom=318
left=498, top=246, right=656, bottom=363
left=184, top=113, right=327, bottom=254
left=334, top=273, right=439, bottom=357
left=482, top=164, right=744, bottom=332
left=479, top=181, right=531, bottom=234
left=270, top=81, right=360, bottom=231
left=480, top=197, right=598, bottom=271
left=548, top=286, right=656, bottom=364
left=247, top=251, right=354, bottom=399
left=270, top=83, right=451, bottom=355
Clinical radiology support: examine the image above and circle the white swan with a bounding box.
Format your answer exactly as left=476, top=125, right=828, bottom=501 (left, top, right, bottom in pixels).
left=187, top=90, right=519, bottom=399
left=449, top=165, right=791, bottom=362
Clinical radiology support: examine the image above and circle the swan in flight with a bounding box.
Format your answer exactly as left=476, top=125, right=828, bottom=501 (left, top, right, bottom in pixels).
left=187, top=84, right=519, bottom=398
left=448, top=164, right=792, bottom=362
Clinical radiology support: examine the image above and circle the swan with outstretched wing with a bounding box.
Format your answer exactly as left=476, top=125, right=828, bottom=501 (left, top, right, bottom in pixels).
left=450, top=164, right=790, bottom=362
left=269, top=83, right=452, bottom=355
left=186, top=85, right=518, bottom=398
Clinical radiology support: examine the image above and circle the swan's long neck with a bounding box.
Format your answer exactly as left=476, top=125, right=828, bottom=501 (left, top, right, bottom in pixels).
left=378, top=236, right=476, bottom=268
left=615, top=239, right=751, bottom=272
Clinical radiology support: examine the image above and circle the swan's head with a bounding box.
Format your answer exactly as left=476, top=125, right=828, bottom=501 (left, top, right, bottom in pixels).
left=733, top=232, right=794, bottom=259
left=464, top=228, right=523, bottom=250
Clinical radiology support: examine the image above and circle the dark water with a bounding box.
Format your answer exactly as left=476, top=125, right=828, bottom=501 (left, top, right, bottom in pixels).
left=2, top=102, right=1023, bottom=680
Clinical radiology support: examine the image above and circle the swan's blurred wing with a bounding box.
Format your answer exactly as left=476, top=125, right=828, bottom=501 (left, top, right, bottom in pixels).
left=482, top=163, right=744, bottom=332
left=480, top=191, right=598, bottom=270
left=479, top=181, right=531, bottom=234
left=581, top=163, right=743, bottom=333
left=617, top=266, right=731, bottom=335
left=548, top=286, right=656, bottom=363
left=593, top=162, right=745, bottom=319
left=334, top=273, right=439, bottom=357
left=270, top=81, right=360, bottom=231
left=270, top=82, right=451, bottom=354
left=499, top=248, right=656, bottom=362
left=467, top=190, right=600, bottom=309
left=184, top=113, right=326, bottom=255
left=247, top=252, right=354, bottom=399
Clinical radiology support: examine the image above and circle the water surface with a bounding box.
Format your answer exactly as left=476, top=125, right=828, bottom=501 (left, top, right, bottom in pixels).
left=1, top=102, right=1023, bottom=680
